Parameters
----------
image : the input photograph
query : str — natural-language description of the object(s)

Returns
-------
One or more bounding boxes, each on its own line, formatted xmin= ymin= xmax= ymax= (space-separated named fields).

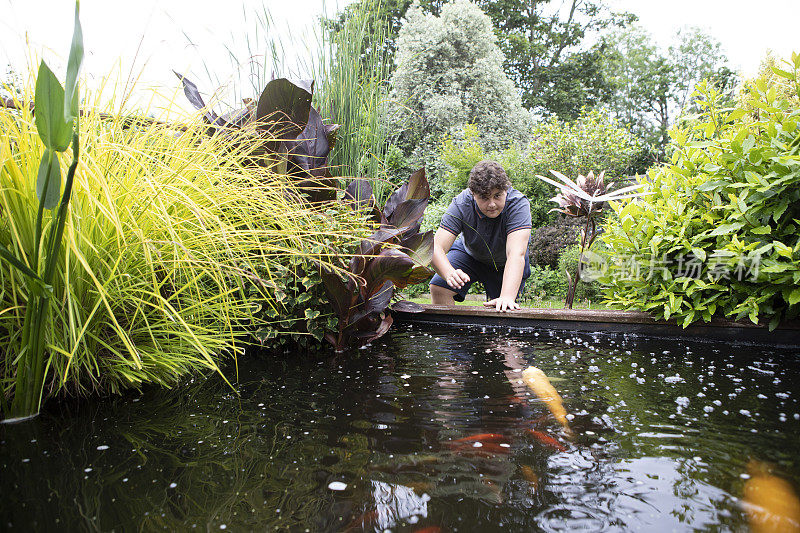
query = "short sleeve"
xmin=505 ymin=196 xmax=532 ymax=234
xmin=439 ymin=197 xmax=463 ymax=236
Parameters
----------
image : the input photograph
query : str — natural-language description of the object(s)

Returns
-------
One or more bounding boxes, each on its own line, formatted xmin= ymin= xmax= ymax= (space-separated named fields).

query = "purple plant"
xmin=321 ymin=169 xmax=434 ymax=352
xmin=537 ymin=170 xmax=649 ymax=308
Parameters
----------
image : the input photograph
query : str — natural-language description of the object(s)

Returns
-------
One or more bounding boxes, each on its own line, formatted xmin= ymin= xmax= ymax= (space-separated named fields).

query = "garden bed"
xmin=395 ymin=304 xmax=800 ymax=348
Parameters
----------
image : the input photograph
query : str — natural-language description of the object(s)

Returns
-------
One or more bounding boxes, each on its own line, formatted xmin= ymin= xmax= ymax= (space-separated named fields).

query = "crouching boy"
xmin=430 ymin=160 xmax=532 ymax=311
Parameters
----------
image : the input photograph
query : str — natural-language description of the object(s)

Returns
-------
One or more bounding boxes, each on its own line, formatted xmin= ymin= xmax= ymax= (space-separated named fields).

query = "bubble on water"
xmin=328 ymin=482 xmax=347 ymax=491
xmin=473 ymin=442 xmax=483 ymax=448
xmin=776 ymin=392 xmax=790 ymax=399
xmin=400 ymin=374 xmax=411 ymax=379
xmin=84 ymin=468 xmax=92 ymax=473
xmin=740 ymin=473 xmax=750 ymax=479
xmin=704 ymin=406 xmax=714 ymax=413
xmin=588 ymin=366 xmax=600 ymax=373
xmin=739 ymin=409 xmax=751 ymax=417
xmin=96 ymin=445 xmax=109 ymax=451
xmin=675 ymin=397 xmax=690 ymax=408
xmin=665 ymin=375 xmax=684 ymax=384
xmin=169 ymin=482 xmax=177 ymax=488
xmin=499 ymin=443 xmax=511 ymax=448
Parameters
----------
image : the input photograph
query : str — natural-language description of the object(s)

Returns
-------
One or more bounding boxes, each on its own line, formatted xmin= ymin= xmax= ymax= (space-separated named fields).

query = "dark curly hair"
xmin=468 ymin=160 xmax=511 ymax=196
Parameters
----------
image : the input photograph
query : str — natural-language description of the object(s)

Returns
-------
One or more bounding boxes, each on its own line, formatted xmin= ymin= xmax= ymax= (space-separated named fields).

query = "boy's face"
xmin=474 ymin=188 xmax=507 ymax=218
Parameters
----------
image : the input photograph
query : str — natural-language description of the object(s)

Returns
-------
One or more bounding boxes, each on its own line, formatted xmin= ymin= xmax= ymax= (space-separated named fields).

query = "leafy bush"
xmin=519 ymin=266 xmax=566 ymax=302
xmin=597 ymin=55 xmax=800 ymax=329
xmin=557 ymin=246 xmax=601 ymax=302
xmin=529 ymin=216 xmax=582 ymax=268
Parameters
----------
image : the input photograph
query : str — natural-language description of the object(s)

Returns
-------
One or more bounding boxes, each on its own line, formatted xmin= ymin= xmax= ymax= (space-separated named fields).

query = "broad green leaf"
xmin=36 ymin=150 xmax=62 ymax=209
xmin=64 ymin=0 xmax=84 ymax=123
xmin=773 ymin=241 xmax=793 ymax=258
xmin=751 ymin=225 xmax=772 ymax=235
xmin=786 ymin=287 xmax=800 ymax=305
xmin=771 ymin=65 xmax=796 ymax=80
xmin=708 ymin=222 xmax=744 ymax=236
xmin=34 ymin=61 xmax=72 ymax=151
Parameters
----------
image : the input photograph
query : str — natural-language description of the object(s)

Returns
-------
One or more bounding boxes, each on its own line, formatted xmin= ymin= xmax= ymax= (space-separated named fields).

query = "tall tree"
xmin=603 ymin=25 xmax=736 ymax=163
xmin=389 ymin=0 xmax=532 ymax=196
xmin=475 ymin=0 xmax=634 ymax=119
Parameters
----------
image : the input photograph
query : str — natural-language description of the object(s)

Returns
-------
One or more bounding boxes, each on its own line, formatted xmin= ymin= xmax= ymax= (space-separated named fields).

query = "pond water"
xmin=2 ymin=323 xmax=799 ymax=532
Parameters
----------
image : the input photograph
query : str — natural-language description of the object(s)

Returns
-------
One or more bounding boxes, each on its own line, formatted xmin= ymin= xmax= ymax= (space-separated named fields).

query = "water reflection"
xmin=1 ymin=323 xmax=799 ymax=531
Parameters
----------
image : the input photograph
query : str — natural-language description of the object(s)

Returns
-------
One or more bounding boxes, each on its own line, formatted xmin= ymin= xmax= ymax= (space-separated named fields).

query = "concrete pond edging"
xmin=394 ymin=304 xmax=800 ymax=348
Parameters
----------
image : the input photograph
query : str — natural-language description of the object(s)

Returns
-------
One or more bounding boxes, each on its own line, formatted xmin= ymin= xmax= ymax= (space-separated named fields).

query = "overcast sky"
xmin=1 ymin=0 xmax=797 ymax=115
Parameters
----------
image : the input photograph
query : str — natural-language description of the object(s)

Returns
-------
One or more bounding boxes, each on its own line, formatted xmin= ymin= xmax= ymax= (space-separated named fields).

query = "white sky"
xmin=1 ymin=0 xmax=798 ymax=116
xmin=607 ymin=0 xmax=798 ymax=77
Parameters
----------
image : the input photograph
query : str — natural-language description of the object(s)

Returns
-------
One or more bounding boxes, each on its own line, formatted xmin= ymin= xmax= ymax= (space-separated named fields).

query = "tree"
xmin=331 ymin=0 xmax=634 ymax=119
xmin=389 ymin=0 xmax=532 ymax=196
xmin=603 ymin=25 xmax=736 ymax=164
xmin=475 ymin=0 xmax=634 ymax=119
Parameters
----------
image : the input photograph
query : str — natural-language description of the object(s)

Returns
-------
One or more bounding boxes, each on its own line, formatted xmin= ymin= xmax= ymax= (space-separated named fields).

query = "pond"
xmin=2 ymin=323 xmax=799 ymax=531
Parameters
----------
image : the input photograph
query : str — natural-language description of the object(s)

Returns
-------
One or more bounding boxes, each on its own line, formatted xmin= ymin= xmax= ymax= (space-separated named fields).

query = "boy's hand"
xmin=484 ymin=296 xmax=520 ymax=312
xmin=445 ymin=269 xmax=470 ymax=290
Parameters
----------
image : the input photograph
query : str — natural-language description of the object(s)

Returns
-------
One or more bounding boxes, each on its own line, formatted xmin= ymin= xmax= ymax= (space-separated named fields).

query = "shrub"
xmin=529 ymin=216 xmax=582 ymax=268
xmin=520 ymin=266 xmax=566 ymax=302
xmin=597 ymin=56 xmax=800 ymax=329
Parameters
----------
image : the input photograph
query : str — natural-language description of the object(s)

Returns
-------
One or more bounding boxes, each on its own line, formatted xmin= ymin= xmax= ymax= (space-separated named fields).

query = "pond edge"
xmin=394 ymin=305 xmax=800 ymax=348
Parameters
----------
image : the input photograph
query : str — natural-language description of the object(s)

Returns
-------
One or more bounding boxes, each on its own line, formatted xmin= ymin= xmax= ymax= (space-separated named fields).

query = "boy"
xmin=430 ymin=160 xmax=531 ymax=312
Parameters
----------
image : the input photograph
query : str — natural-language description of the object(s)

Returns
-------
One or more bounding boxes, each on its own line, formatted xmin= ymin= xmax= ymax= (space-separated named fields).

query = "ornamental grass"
xmin=0 ymin=75 xmax=364 ymax=414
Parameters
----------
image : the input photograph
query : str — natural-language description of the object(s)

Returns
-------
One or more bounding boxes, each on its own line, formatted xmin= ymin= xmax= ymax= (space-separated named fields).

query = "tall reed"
xmin=313 ymin=0 xmax=392 ymax=198
xmin=0 ymin=73 xmax=364 ymax=417
xmin=214 ymin=1 xmax=392 ymax=198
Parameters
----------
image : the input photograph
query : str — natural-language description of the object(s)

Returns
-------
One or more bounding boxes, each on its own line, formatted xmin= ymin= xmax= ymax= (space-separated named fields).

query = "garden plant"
xmin=597 ymin=57 xmax=800 ymax=328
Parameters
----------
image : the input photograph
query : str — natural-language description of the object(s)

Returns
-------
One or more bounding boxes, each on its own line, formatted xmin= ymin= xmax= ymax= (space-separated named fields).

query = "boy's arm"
xmin=484 ymin=228 xmax=531 ymax=311
xmin=432 ymin=228 xmax=470 ymax=289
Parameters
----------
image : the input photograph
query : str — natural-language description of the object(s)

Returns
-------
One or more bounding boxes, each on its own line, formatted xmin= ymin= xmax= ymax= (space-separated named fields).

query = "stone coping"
xmin=394 ymin=304 xmax=800 ymax=348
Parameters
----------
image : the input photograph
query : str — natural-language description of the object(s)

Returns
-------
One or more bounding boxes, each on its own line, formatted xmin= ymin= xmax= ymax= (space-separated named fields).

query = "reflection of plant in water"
xmin=1 ymin=369 xmax=380 ymax=531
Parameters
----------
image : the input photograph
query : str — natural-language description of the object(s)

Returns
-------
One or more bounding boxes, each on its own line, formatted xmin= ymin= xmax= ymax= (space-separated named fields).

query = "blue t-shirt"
xmin=439 ymin=187 xmax=532 ymax=267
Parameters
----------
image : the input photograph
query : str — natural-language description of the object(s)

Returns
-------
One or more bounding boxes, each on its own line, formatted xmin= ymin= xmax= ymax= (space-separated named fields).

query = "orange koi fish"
xmin=520 ymin=465 xmax=540 ymax=491
xmin=525 ymin=428 xmax=566 ymax=452
xmin=412 ymin=528 xmax=442 ymax=533
xmin=449 ymin=433 xmax=508 ymax=444
xmin=522 ymin=366 xmax=570 ymax=430
xmin=743 ymin=460 xmax=800 ymax=533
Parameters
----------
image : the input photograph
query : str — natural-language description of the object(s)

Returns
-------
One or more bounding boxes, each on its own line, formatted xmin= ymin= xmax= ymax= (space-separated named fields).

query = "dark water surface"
xmin=2 ymin=323 xmax=799 ymax=532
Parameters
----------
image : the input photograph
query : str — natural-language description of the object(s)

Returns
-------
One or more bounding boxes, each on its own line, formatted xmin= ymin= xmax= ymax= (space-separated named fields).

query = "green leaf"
xmin=786 ymin=287 xmax=800 ymax=305
xmin=36 ymin=150 xmax=62 ymax=209
xmin=773 ymin=241 xmax=794 ymax=258
xmin=34 ymin=61 xmax=72 ymax=152
xmin=304 ymin=309 xmax=321 ymax=320
xmin=751 ymin=225 xmax=772 ymax=235
xmin=708 ymin=222 xmax=744 ymax=236
xmin=771 ymin=65 xmax=796 ymax=80
xmin=64 ymin=0 xmax=84 ymax=123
